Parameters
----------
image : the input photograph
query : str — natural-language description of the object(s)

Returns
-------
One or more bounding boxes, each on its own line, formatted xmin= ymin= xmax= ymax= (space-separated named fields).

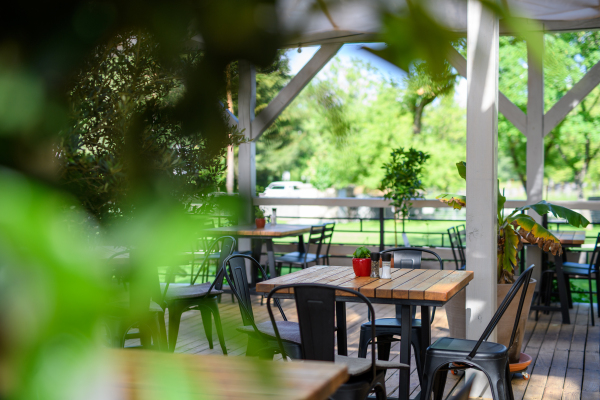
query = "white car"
xmin=262 ymin=181 xmax=304 ymax=197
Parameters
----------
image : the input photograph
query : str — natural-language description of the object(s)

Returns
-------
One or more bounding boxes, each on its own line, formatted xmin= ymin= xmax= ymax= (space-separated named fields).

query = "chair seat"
xmin=110 ymin=300 xmax=164 ymax=313
xmin=160 ymin=282 xmax=223 ymax=300
xmin=237 ymin=321 xmax=302 ymax=344
xmin=334 ymin=355 xmax=409 ymax=376
xmin=428 ymin=337 xmax=507 ymax=360
xmin=275 ymin=252 xmax=318 ymax=265
xmin=561 ymin=262 xmax=598 ymax=276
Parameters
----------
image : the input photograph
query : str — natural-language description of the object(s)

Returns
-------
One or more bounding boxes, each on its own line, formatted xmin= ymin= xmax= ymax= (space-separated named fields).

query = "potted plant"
xmin=381 ymin=148 xmax=430 ymax=246
xmin=255 ymin=206 xmax=266 ymax=229
xmin=437 ymin=161 xmax=589 ymax=363
xmin=352 ymin=246 xmax=372 ymax=277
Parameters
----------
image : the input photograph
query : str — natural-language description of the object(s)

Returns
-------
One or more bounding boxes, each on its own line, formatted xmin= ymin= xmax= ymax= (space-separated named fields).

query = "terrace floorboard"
xmin=161 ymin=293 xmax=598 ymax=400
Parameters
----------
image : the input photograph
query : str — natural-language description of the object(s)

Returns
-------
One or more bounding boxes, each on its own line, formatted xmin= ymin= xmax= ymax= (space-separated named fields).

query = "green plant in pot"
xmin=380 ymin=148 xmax=430 ymax=246
xmin=352 ymin=246 xmax=371 ymax=277
xmin=255 ymin=206 xmax=266 ymax=229
xmin=437 ymin=161 xmax=590 ymax=362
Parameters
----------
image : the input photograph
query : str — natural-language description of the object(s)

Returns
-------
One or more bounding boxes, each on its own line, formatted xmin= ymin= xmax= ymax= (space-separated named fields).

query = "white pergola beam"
xmin=544 ymin=59 xmax=600 ymax=136
xmin=251 ymin=43 xmax=342 ymax=139
xmin=448 ymin=47 xmax=526 ymax=134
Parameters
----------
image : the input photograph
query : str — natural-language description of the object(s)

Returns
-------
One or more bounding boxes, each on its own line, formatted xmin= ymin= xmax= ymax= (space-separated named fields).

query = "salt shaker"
xmin=271 ymin=208 xmax=277 ymax=225
xmin=370 ymin=252 xmax=380 ymax=278
xmin=381 ymin=253 xmax=392 ymax=279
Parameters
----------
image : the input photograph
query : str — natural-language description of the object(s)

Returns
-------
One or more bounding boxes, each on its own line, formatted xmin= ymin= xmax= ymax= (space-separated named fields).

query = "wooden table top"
xmin=256 ymin=266 xmax=473 ymax=303
xmin=109 ymin=349 xmax=348 ymax=400
xmin=521 ymin=230 xmax=586 ymax=245
xmin=207 ymin=224 xmax=312 ymax=237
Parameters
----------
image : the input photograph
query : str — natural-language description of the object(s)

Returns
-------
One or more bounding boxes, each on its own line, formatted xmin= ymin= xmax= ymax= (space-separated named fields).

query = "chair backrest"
xmin=381 ymin=247 xmax=444 ymax=270
xmin=447 ymin=227 xmax=465 ymax=270
xmin=588 ymin=231 xmax=600 ymax=272
xmin=304 ymin=225 xmax=325 ymax=261
xmin=223 ymin=254 xmax=287 ymax=329
xmin=321 ymin=222 xmax=336 ymax=256
xmin=266 ymin=283 xmax=379 ymax=381
xmin=467 ymin=265 xmax=535 ymax=360
xmin=381 ymin=247 xmax=444 ymax=320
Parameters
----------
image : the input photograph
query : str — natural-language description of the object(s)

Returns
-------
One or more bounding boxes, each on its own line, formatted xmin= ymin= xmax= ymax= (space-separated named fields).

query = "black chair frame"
xmin=222 ymin=254 xmax=297 ymax=358
xmin=161 ymin=236 xmax=235 ymax=353
xmin=421 ymin=265 xmax=535 ymax=400
xmin=267 ymin=283 xmax=396 ymax=400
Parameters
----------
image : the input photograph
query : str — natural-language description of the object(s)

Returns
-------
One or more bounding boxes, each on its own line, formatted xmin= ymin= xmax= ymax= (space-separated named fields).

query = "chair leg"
xmin=358 ymin=327 xmax=371 ymax=358
xmin=596 ymin=272 xmax=600 ymax=317
xmin=157 ymin=311 xmax=168 ymax=351
xmin=376 ymin=335 xmax=393 ymax=361
xmin=505 ymin=360 xmax=515 ymax=400
xmin=199 ymin=306 xmax=214 ymax=349
xmin=167 ymin=304 xmax=184 ymax=352
xmin=420 ymin=359 xmax=439 ymax=400
xmin=589 ymin=276 xmax=595 ymax=326
xmin=565 ymin=274 xmax=573 ymax=308
xmin=432 ymin=369 xmax=448 ymax=400
xmin=478 ymin=360 xmax=508 ymax=400
xmin=412 ymin=335 xmax=424 ymax=389
xmin=205 ymin=299 xmax=228 ymax=355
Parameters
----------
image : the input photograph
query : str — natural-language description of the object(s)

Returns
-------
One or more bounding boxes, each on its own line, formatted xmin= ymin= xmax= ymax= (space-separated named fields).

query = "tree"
xmin=59 ymin=32 xmax=244 ymax=224
xmin=400 ymin=61 xmax=458 ymax=134
xmin=381 ymin=148 xmax=430 ymax=246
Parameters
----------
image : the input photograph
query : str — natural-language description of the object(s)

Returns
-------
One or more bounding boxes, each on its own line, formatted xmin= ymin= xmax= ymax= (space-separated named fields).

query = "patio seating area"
xmin=162 ymin=292 xmax=599 ymax=400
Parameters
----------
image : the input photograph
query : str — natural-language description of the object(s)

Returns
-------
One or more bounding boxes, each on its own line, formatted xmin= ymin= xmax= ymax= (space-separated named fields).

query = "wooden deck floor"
xmin=169 ymin=294 xmax=599 ymax=400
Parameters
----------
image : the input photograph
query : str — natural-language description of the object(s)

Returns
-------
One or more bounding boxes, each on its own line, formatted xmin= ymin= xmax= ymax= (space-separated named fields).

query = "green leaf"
xmin=512 ymin=200 xmax=590 ymax=228
xmin=503 ymin=225 xmax=519 ymax=272
xmin=436 ymin=193 xmax=466 ymax=209
xmin=456 ymin=161 xmax=466 ymax=180
xmin=353 ymin=246 xmax=371 ymax=259
xmin=498 ymin=182 xmax=506 ymax=220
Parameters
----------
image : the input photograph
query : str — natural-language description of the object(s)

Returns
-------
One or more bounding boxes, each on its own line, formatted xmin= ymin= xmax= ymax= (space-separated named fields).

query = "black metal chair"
xmin=160 ymin=236 xmax=235 ymax=353
xmin=276 ymin=225 xmax=325 ymax=273
xmin=317 ymin=222 xmax=336 ymax=265
xmin=358 ymin=247 xmax=443 ymax=388
xmin=448 ymin=226 xmax=466 ymax=270
xmin=421 ymin=265 xmax=535 ymax=400
xmin=266 ymin=283 xmax=409 ymax=400
xmin=541 ymin=231 xmax=599 ymax=325
xmin=105 ymin=250 xmax=168 ymax=351
xmin=222 ymin=254 xmax=303 ymax=359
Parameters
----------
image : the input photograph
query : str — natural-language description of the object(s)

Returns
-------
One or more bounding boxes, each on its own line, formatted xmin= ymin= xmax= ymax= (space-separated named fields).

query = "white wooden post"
xmin=526 ymin=32 xmax=544 ymax=284
xmin=238 ymin=60 xmax=257 ymax=223
xmin=466 ymin=0 xmax=499 ymax=339
xmin=466 ymin=1 xmax=499 ymax=395
xmin=238 ymin=60 xmax=256 ymax=277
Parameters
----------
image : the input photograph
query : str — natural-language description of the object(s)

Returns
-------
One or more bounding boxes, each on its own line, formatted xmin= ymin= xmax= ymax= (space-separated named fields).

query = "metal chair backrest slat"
xmin=447 ymin=226 xmax=465 ymax=270
xmin=321 ymin=222 xmax=335 ymax=260
xmin=303 ymin=225 xmax=325 ymax=263
xmin=223 ymin=254 xmax=287 ymax=330
xmin=467 ymin=265 xmax=535 ymax=360
xmin=381 ymin=247 xmax=443 ymax=321
xmin=267 ymin=283 xmax=379 ymax=381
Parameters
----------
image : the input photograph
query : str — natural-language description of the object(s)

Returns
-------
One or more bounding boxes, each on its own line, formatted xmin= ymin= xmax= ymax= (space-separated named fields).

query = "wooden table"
xmin=109 ymin=349 xmax=348 ymax=400
xmin=207 ymin=224 xmax=312 ymax=280
xmin=256 ymin=266 xmax=474 ymax=400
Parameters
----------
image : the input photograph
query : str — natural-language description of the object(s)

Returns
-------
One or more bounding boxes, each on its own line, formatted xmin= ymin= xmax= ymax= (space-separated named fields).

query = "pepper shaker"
xmin=271 ymin=208 xmax=277 ymax=225
xmin=370 ymin=252 xmax=380 ymax=278
xmin=381 ymin=253 xmax=392 ymax=279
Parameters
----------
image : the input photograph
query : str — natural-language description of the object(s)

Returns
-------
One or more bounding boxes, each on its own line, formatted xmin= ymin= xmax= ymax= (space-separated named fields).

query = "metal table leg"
xmin=399 ymin=304 xmax=413 ymax=400
xmin=336 ymin=301 xmax=348 ymax=356
xmin=265 ymin=238 xmax=277 ymax=278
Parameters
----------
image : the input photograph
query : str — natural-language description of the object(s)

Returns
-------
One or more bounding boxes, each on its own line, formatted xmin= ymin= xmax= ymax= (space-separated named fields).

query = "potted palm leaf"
xmin=437 ymin=161 xmax=589 ymax=362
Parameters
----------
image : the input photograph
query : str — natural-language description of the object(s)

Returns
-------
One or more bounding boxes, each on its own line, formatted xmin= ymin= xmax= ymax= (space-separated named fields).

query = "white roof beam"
xmin=448 ymin=46 xmax=526 ymax=134
xmin=251 ymin=43 xmax=342 ymax=139
xmin=544 ymin=59 xmax=600 ymax=136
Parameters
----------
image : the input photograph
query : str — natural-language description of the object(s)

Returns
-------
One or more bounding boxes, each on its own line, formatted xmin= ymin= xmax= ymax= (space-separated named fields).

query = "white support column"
xmin=238 ymin=60 xmax=257 ymax=223
xmin=466 ymin=0 xmax=499 ymax=340
xmin=526 ymin=32 xmax=544 ymax=284
xmin=466 ymin=2 xmax=499 ymax=395
xmin=237 ymin=60 xmax=256 ymax=279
